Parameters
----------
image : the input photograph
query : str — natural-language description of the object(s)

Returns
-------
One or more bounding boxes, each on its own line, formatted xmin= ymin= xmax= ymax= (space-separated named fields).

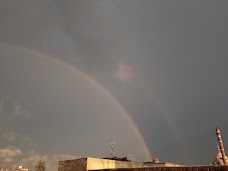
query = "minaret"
xmin=216 ymin=127 xmax=228 ymax=165
xmin=217 ymin=145 xmax=221 ymax=153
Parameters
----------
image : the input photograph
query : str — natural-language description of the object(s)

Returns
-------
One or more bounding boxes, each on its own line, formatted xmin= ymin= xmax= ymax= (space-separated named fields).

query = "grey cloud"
xmin=0 ymin=96 xmax=4 ymax=113
xmin=2 ymin=131 xmax=34 ymax=147
xmin=1 ymin=0 xmax=228 ymax=166
xmin=0 ymin=146 xmax=80 ymax=171
xmin=13 ymin=103 xmax=32 ymax=119
xmin=0 ymin=146 xmax=23 ymax=163
xmin=17 ymin=153 xmax=81 ymax=171
xmin=0 ymin=96 xmax=32 ymax=119
xmin=114 ymin=62 xmax=136 ymax=84
xmin=0 ymin=51 xmax=149 ymax=163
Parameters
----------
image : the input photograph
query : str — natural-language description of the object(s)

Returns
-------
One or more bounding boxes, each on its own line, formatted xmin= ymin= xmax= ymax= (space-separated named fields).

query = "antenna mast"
xmin=110 ymin=141 xmax=116 ymax=158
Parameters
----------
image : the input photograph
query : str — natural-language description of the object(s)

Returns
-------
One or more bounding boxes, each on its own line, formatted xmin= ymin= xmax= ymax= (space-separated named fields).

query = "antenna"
xmin=110 ymin=141 xmax=116 ymax=157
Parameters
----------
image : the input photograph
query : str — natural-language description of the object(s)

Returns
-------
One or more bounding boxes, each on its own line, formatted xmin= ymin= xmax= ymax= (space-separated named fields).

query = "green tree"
xmin=35 ymin=160 xmax=46 ymax=171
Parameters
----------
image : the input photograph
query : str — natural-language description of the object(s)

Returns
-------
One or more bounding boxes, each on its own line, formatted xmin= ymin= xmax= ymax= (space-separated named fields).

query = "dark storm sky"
xmin=0 ymin=0 xmax=228 ymax=170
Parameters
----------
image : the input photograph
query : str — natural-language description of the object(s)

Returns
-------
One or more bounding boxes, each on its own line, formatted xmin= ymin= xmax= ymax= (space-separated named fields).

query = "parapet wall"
xmin=58 ymin=158 xmax=145 ymax=171
xmin=58 ymin=158 xmax=87 ymax=171
xmin=87 ymin=158 xmax=144 ymax=170
xmin=93 ymin=166 xmax=228 ymax=171
xmin=59 ymin=157 xmax=227 ymax=171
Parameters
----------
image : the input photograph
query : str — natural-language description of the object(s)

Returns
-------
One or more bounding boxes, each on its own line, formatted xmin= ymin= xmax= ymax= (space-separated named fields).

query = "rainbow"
xmin=0 ymin=42 xmax=153 ymax=161
xmin=136 ymin=82 xmax=189 ymax=162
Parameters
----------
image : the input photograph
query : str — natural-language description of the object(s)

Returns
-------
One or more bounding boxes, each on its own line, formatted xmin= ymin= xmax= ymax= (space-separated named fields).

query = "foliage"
xmin=35 ymin=160 xmax=46 ymax=171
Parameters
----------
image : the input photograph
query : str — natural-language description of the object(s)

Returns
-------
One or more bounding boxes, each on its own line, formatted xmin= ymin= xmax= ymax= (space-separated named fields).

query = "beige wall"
xmin=0 ymin=169 xmax=28 ymax=171
xmin=58 ymin=158 xmax=87 ymax=171
xmin=143 ymin=162 xmax=184 ymax=167
xmin=7 ymin=169 xmax=28 ymax=171
xmin=58 ymin=157 xmax=185 ymax=171
xmin=58 ymin=157 xmax=145 ymax=171
xmin=87 ymin=158 xmax=144 ymax=170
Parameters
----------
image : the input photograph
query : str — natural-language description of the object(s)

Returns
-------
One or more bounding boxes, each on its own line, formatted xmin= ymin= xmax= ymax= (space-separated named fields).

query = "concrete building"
xmin=143 ymin=162 xmax=184 ymax=167
xmin=58 ymin=157 xmax=184 ymax=171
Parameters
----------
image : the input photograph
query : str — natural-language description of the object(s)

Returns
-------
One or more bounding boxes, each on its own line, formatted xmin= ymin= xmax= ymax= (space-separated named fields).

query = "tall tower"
xmin=216 ymin=127 xmax=228 ymax=165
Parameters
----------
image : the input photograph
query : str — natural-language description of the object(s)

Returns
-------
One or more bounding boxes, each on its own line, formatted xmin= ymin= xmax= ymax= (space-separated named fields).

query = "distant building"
xmin=0 ymin=166 xmax=28 ymax=171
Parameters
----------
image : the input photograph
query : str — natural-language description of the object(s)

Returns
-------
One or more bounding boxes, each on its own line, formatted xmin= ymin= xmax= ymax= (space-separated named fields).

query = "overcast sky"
xmin=1 ymin=0 xmax=228 ymax=170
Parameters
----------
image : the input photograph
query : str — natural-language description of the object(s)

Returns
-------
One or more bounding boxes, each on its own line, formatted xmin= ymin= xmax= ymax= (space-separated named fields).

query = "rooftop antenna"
xmin=110 ymin=141 xmax=116 ymax=158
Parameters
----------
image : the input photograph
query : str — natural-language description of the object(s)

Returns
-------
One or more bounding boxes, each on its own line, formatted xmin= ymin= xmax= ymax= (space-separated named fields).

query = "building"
xmin=58 ymin=157 xmax=184 ymax=171
xmin=0 ymin=166 xmax=28 ymax=171
xmin=143 ymin=162 xmax=184 ymax=167
xmin=58 ymin=127 xmax=228 ymax=171
xmin=0 ymin=169 xmax=28 ymax=171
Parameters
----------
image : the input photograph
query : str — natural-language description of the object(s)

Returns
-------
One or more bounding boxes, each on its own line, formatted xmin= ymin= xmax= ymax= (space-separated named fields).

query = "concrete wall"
xmin=58 ymin=158 xmax=146 ymax=171
xmin=143 ymin=162 xmax=184 ymax=167
xmin=58 ymin=158 xmax=87 ymax=171
xmin=0 ymin=169 xmax=28 ymax=171
xmin=58 ymin=157 xmax=184 ymax=171
xmin=87 ymin=158 xmax=144 ymax=170
xmin=93 ymin=166 xmax=228 ymax=171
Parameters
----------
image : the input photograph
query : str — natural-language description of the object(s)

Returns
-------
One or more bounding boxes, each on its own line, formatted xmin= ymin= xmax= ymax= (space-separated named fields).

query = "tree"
xmin=35 ymin=160 xmax=46 ymax=171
